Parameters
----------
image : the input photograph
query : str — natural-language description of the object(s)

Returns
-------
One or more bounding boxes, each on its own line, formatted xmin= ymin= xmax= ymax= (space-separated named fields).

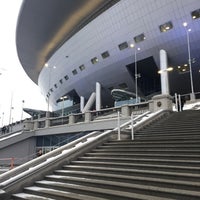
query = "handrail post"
xmin=117 ymin=111 xmax=121 ymax=140
xmin=175 ymin=93 xmax=178 ymax=111
xmin=178 ymin=94 xmax=182 ymax=112
xmin=10 ymin=157 xmax=14 ymax=170
xmin=131 ymin=112 xmax=134 ymax=140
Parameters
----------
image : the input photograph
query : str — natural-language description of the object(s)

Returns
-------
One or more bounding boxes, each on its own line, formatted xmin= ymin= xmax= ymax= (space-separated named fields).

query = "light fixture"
xmin=159 ymin=21 xmax=173 ymax=32
xmin=183 ymin=22 xmax=187 ymax=27
xmin=158 ymin=67 xmax=173 ymax=74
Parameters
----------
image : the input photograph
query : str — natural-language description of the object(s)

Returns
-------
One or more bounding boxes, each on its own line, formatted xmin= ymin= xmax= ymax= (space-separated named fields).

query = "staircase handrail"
xmin=0 ymin=109 xmax=167 ymax=185
xmin=0 ymin=130 xmax=100 ymax=184
xmin=0 ymin=109 xmax=169 ymax=198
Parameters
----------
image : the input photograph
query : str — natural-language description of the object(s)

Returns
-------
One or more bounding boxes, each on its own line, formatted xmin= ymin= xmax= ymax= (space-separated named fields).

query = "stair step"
xmin=135 ymin=132 xmax=200 ymax=137
xmin=12 ymin=193 xmax=56 ymax=200
xmin=104 ymin=140 xmax=200 ymax=145
xmin=100 ymin=144 xmax=200 ymax=148
xmin=84 ymin=152 xmax=200 ymax=160
xmin=21 ymin=186 xmax=111 ymax=200
xmin=62 ymin=165 xmax=200 ymax=182
xmin=10 ymin=110 xmax=200 ymax=199
xmin=70 ymin=160 xmax=200 ymax=173
xmin=92 ymin=149 xmax=200 ymax=155
xmin=78 ymin=156 xmax=200 ymax=166
xmin=35 ymin=179 xmax=200 ymax=200
xmin=47 ymin=174 xmax=200 ymax=193
xmin=33 ymin=180 xmax=173 ymax=200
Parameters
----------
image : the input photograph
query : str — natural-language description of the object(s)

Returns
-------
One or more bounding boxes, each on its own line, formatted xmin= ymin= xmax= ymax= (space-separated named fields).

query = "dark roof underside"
xmin=16 ymin=0 xmax=120 ymax=84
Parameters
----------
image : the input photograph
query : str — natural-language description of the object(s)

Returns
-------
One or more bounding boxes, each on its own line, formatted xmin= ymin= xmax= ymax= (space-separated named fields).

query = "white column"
xmin=80 ymin=96 xmax=85 ymax=112
xmin=96 ymin=82 xmax=101 ymax=111
xmin=82 ymin=92 xmax=96 ymax=113
xmin=160 ymin=49 xmax=169 ymax=95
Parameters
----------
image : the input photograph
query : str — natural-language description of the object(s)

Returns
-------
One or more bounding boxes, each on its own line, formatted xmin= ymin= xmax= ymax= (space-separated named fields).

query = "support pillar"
xmin=80 ymin=96 xmax=85 ymax=112
xmin=152 ymin=94 xmax=173 ymax=112
xmin=82 ymin=92 xmax=96 ymax=113
xmin=96 ymin=82 xmax=101 ymax=111
xmin=121 ymin=105 xmax=130 ymax=117
xmin=85 ymin=112 xmax=92 ymax=123
xmin=160 ymin=49 xmax=169 ymax=95
xmin=69 ymin=114 xmax=75 ymax=124
xmin=45 ymin=111 xmax=50 ymax=128
xmin=151 ymin=49 xmax=173 ymax=112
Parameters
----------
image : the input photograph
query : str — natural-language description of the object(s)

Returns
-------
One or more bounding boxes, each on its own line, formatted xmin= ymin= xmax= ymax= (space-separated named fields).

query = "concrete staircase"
xmin=12 ymin=110 xmax=200 ymax=199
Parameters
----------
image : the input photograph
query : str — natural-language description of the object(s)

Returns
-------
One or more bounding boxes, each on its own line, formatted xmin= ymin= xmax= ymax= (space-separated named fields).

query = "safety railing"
xmin=0 ymin=158 xmax=15 ymax=171
xmin=0 ymin=109 xmax=168 ymax=199
xmin=0 ymin=130 xmax=101 ymax=183
xmin=36 ymin=102 xmax=149 ymax=129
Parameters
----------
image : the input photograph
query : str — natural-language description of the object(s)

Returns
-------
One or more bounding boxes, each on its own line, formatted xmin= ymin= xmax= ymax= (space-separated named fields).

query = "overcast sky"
xmin=0 ymin=1 xmax=47 ymax=126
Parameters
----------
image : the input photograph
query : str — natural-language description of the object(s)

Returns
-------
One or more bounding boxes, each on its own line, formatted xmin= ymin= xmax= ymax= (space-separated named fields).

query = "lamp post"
xmin=21 ymin=100 xmax=25 ymax=121
xmin=183 ymin=22 xmax=195 ymax=100
xmin=130 ymin=44 xmax=140 ymax=103
xmin=9 ymin=92 xmax=14 ymax=125
xmin=2 ymin=112 xmax=4 ymax=126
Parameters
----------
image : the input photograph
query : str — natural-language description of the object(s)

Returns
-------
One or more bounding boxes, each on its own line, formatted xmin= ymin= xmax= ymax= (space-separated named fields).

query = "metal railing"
xmin=0 ymin=109 xmax=168 ymax=199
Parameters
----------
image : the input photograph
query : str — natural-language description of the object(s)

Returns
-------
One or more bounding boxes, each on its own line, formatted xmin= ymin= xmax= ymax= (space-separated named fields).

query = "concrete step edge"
xmin=78 ymin=156 xmax=200 ymax=164
xmin=62 ymin=165 xmax=200 ymax=179
xmin=71 ymin=160 xmax=200 ymax=171
xmin=36 ymin=179 xmax=200 ymax=199
xmin=53 ymin=170 xmax=200 ymax=187
xmin=23 ymin=186 xmax=110 ymax=200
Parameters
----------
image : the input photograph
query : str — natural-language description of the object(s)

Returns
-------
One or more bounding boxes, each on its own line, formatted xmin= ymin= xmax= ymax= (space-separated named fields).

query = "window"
xmin=118 ymin=42 xmax=128 ymax=50
xmin=134 ymin=33 xmax=146 ymax=43
xmin=101 ymin=51 xmax=110 ymax=59
xmin=59 ymin=79 xmax=63 ymax=84
xmin=72 ymin=69 xmax=78 ymax=75
xmin=79 ymin=64 xmax=85 ymax=71
xmin=159 ymin=21 xmax=173 ymax=32
xmin=91 ymin=57 xmax=98 ymax=64
xmin=64 ymin=75 xmax=69 ymax=80
xmin=191 ymin=8 xmax=200 ymax=20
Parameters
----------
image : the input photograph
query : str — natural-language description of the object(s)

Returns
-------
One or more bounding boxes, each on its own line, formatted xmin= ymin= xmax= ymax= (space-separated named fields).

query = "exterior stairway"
xmin=12 ymin=110 xmax=200 ymax=200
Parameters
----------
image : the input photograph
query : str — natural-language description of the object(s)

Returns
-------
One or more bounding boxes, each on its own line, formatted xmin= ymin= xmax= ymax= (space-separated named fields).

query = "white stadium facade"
xmin=16 ymin=0 xmax=200 ymax=114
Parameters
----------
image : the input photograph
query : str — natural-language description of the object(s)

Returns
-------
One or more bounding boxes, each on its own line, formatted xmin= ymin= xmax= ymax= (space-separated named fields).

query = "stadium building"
xmin=0 ymin=1 xmax=200 ymax=199
xmin=16 ymin=0 xmax=200 ymax=114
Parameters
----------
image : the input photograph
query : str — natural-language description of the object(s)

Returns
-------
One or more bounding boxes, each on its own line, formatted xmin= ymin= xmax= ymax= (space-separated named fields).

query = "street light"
xmin=158 ymin=67 xmax=173 ymax=74
xmin=130 ymin=44 xmax=141 ymax=103
xmin=1 ymin=112 xmax=4 ymax=126
xmin=183 ymin=22 xmax=195 ymax=100
xmin=9 ymin=92 xmax=14 ymax=125
xmin=21 ymin=100 xmax=25 ymax=121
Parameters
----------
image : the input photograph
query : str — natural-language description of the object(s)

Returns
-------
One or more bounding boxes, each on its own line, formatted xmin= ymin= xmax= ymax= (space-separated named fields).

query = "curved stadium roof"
xmin=16 ymin=0 xmax=119 ymax=84
xmin=16 ymin=0 xmax=200 ymax=108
